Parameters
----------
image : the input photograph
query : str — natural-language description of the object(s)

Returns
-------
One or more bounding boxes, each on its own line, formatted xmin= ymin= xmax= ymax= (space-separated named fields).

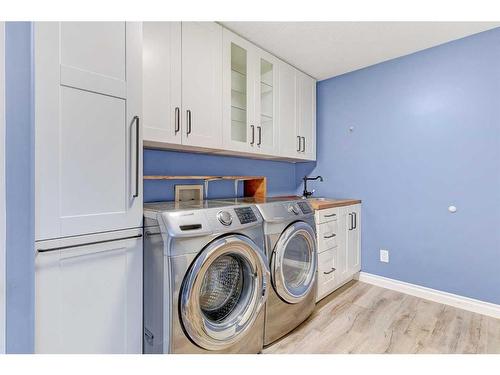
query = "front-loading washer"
xmin=143 ymin=200 xmax=269 ymax=354
xmin=215 ymin=197 xmax=318 ymax=346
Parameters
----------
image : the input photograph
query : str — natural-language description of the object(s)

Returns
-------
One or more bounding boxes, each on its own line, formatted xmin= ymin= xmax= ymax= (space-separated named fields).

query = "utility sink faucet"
xmin=302 ymin=175 xmax=323 ymax=198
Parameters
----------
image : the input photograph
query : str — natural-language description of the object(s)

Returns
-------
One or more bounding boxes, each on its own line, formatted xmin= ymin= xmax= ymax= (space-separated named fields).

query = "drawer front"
xmin=317 ymin=249 xmax=337 ymax=301
xmin=315 ymin=207 xmax=338 ymax=224
xmin=317 ymin=220 xmax=338 ymax=252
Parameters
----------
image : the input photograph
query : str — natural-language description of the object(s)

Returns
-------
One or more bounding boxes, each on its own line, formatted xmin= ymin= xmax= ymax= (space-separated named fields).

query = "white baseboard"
xmin=358 ymin=272 xmax=500 ymax=320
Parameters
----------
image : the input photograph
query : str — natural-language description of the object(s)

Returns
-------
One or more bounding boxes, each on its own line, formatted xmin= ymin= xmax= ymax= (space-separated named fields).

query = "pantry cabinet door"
xmin=35 ymin=22 xmax=143 ymax=241
xmin=278 ymin=62 xmax=300 ymax=158
xmin=181 ymin=22 xmax=223 ymax=149
xmin=142 ymin=22 xmax=182 ymax=146
xmin=35 ymin=234 xmax=143 ymax=353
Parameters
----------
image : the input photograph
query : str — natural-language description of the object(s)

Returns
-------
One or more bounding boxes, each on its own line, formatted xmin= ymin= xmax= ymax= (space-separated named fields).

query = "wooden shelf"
xmin=143 ymin=175 xmax=267 ymax=198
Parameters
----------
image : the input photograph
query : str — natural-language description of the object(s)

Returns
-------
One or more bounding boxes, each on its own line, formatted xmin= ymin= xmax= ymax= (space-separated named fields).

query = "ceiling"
xmin=220 ymin=22 xmax=500 ymax=80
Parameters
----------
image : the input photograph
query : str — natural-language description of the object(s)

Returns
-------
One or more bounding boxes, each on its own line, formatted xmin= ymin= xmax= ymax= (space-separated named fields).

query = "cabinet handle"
xmin=257 ymin=126 xmax=262 ymax=146
xmin=297 ymin=136 xmax=301 ymax=152
xmin=250 ymin=125 xmax=255 ymax=145
xmin=37 ymin=234 xmax=143 ymax=253
xmin=302 ymin=136 xmax=306 ymax=152
xmin=348 ymin=213 xmax=353 ymax=230
xmin=186 ymin=110 xmax=192 ymax=135
xmin=133 ymin=115 xmax=140 ymax=198
xmin=324 ymin=233 xmax=336 ymax=239
xmin=324 ymin=213 xmax=336 ymax=218
xmin=353 ymin=212 xmax=357 ymax=229
xmin=323 ymin=267 xmax=336 ymax=275
xmin=174 ymin=107 xmax=180 ymax=134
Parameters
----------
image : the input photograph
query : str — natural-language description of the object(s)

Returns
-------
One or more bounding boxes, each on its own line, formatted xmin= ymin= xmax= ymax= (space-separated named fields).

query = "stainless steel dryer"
xmin=143 ymin=200 xmax=269 ymax=354
xmin=216 ymin=198 xmax=317 ymax=346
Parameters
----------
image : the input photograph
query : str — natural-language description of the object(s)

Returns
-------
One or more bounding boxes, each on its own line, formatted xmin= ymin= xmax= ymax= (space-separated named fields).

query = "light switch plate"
xmin=380 ymin=249 xmax=389 ymax=263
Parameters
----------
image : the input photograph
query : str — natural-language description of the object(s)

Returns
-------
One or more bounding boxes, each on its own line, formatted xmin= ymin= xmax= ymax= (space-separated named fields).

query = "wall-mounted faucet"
xmin=302 ymin=175 xmax=323 ymax=198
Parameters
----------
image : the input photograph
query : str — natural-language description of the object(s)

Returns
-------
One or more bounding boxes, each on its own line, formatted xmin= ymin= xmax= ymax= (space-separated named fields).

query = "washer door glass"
xmin=180 ymin=235 xmax=269 ymax=351
xmin=272 ymin=221 xmax=317 ymax=304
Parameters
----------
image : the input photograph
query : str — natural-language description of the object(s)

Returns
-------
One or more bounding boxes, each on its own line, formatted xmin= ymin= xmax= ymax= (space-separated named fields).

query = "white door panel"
xmin=35 ymin=22 xmax=142 ymax=240
xmin=181 ymin=22 xmax=223 ymax=148
xmin=297 ymin=72 xmax=316 ymax=160
xmin=35 ymin=232 xmax=143 ymax=353
xmin=143 ymin=22 xmax=182 ymax=145
xmin=278 ymin=62 xmax=299 ymax=158
xmin=60 ymin=22 xmax=126 ymax=81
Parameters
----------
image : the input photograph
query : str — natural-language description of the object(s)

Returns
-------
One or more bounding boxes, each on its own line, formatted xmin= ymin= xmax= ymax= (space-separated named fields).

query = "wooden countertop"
xmin=272 ymin=196 xmax=361 ymax=210
xmin=307 ymin=198 xmax=362 ymax=210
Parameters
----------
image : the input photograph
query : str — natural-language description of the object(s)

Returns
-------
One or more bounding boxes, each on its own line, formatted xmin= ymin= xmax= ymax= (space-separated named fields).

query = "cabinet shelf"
xmin=143 ymin=175 xmax=267 ymax=198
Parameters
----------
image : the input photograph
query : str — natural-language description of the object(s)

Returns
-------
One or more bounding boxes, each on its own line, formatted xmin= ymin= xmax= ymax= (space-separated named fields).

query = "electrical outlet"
xmin=380 ymin=249 xmax=389 ymax=263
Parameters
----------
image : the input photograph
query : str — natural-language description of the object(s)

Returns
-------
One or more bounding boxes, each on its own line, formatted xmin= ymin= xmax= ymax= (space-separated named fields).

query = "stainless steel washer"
xmin=215 ymin=198 xmax=317 ymax=346
xmin=143 ymin=200 xmax=269 ymax=354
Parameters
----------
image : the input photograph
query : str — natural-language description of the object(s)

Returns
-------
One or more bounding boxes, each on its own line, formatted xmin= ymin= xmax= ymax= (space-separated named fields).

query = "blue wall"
xmin=144 ymin=149 xmax=298 ymax=202
xmin=300 ymin=28 xmax=500 ymax=304
xmin=5 ymin=22 xmax=35 ymax=353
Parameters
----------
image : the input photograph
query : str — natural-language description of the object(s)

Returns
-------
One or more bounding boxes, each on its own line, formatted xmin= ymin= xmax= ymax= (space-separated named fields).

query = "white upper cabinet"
xmin=181 ymin=22 xmax=223 ymax=149
xmin=222 ymin=29 xmax=279 ymax=156
xmin=35 ymin=22 xmax=143 ymax=240
xmin=278 ymin=62 xmax=299 ymax=158
xmin=278 ymin=67 xmax=316 ymax=161
xmin=142 ymin=22 xmax=315 ymax=161
xmin=143 ymin=22 xmax=222 ymax=150
xmin=297 ymin=71 xmax=317 ymax=160
xmin=142 ymin=22 xmax=182 ymax=146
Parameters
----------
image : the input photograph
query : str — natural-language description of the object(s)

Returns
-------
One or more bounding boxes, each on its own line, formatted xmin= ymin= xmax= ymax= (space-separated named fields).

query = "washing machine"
xmin=215 ymin=197 xmax=317 ymax=346
xmin=143 ymin=200 xmax=270 ymax=354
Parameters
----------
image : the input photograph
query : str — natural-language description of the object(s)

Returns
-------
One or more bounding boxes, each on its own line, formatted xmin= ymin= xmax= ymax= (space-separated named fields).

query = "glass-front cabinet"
xmin=223 ymin=29 xmax=278 ymax=155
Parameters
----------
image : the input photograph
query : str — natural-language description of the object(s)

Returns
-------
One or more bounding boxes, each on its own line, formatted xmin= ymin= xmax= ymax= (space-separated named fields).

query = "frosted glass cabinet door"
xmin=222 ymin=28 xmax=255 ymax=152
xmin=142 ymin=22 xmax=182 ymax=146
xmin=254 ymin=50 xmax=279 ymax=155
xmin=35 ymin=233 xmax=143 ymax=353
xmin=181 ymin=22 xmax=223 ymax=149
xmin=35 ymin=22 xmax=143 ymax=240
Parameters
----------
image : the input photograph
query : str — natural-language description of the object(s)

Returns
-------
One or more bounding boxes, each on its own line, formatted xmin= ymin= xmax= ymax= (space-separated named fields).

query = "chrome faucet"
xmin=302 ymin=175 xmax=323 ymax=198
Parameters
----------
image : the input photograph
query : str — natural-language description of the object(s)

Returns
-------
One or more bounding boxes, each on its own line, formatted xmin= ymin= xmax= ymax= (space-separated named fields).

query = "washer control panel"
xmin=234 ymin=206 xmax=258 ymax=224
xmin=217 ymin=210 xmax=233 ymax=226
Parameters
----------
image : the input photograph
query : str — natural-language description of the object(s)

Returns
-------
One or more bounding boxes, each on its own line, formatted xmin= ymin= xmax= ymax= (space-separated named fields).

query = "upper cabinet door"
xmin=142 ymin=22 xmax=181 ymax=146
xmin=278 ymin=62 xmax=299 ymax=158
xmin=254 ymin=49 xmax=279 ymax=155
xmin=35 ymin=22 xmax=143 ymax=241
xmin=222 ymin=29 xmax=255 ymax=153
xmin=181 ymin=22 xmax=223 ymax=149
xmin=297 ymin=71 xmax=317 ymax=161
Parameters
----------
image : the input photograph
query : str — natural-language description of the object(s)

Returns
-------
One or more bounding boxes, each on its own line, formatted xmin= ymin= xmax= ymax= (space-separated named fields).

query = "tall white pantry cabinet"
xmin=34 ymin=22 xmax=143 ymax=353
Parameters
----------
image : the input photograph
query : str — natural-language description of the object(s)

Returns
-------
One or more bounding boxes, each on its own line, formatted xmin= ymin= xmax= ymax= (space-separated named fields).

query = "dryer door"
xmin=180 ymin=234 xmax=269 ymax=351
xmin=272 ymin=221 xmax=317 ymax=304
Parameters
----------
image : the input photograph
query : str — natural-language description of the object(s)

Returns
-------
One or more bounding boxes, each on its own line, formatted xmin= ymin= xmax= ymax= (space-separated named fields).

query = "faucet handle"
xmin=311 ymin=189 xmax=315 ymax=195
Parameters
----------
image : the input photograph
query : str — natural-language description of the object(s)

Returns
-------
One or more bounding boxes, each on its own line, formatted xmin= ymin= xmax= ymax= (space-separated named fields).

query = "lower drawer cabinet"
xmin=317 ymin=220 xmax=338 ymax=251
xmin=317 ymin=248 xmax=337 ymax=302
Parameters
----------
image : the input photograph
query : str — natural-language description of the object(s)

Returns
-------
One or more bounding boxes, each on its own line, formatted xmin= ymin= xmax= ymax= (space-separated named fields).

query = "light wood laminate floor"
xmin=262 ymin=281 xmax=500 ymax=354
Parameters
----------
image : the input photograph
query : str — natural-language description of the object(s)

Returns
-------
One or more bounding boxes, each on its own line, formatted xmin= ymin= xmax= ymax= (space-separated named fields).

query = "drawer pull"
xmin=323 ymin=267 xmax=336 ymax=275
xmin=324 ymin=213 xmax=336 ymax=218
xmin=324 ymin=233 xmax=336 ymax=239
